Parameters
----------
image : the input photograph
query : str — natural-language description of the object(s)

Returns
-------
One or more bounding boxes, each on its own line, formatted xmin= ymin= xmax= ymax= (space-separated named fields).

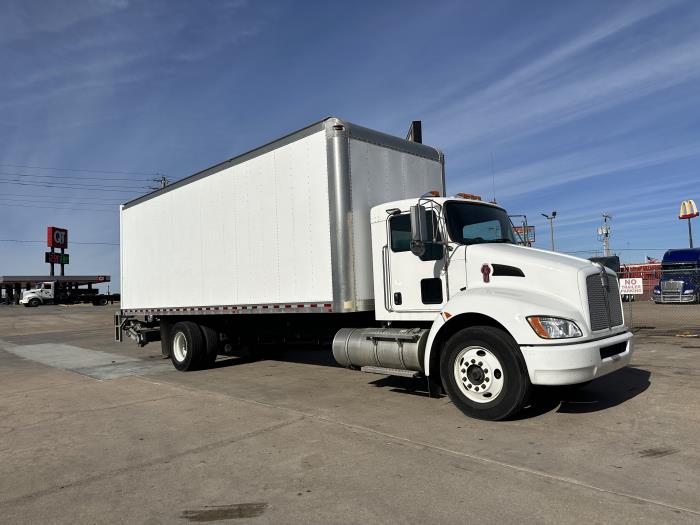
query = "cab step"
xmin=360 ymin=366 xmax=420 ymax=378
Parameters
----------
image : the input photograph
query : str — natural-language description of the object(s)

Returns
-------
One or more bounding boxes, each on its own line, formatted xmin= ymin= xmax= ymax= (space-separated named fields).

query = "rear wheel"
xmin=170 ymin=321 xmax=206 ymax=371
xmin=440 ymin=326 xmax=531 ymax=421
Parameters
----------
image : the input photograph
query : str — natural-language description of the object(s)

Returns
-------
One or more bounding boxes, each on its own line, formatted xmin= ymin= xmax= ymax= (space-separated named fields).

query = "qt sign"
xmin=47 ymin=226 xmax=68 ymax=249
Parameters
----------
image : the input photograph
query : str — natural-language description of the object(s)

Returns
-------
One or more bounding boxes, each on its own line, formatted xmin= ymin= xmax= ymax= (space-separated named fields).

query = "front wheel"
xmin=440 ymin=326 xmax=531 ymax=421
xmin=28 ymin=298 xmax=41 ymax=307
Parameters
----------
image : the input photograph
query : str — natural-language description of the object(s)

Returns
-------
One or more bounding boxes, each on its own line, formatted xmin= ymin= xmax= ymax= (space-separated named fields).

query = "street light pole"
xmin=541 ymin=211 xmax=557 ymax=251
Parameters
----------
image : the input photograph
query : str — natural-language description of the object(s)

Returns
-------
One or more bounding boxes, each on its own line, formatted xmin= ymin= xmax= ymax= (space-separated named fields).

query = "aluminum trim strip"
xmin=120 ymin=302 xmax=334 ymax=316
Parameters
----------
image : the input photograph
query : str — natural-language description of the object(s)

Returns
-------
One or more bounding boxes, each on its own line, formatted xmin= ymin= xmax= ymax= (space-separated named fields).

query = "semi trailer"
xmin=116 ymin=117 xmax=633 ymax=420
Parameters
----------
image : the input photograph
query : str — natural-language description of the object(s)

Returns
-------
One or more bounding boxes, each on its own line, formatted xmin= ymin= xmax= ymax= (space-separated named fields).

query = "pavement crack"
xmin=0 ymin=417 xmax=301 ymax=508
xmin=144 ymin=377 xmax=700 ymax=518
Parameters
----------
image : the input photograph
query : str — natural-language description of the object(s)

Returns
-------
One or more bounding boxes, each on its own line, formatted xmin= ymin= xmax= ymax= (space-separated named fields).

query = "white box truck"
xmin=117 ymin=117 xmax=633 ymax=420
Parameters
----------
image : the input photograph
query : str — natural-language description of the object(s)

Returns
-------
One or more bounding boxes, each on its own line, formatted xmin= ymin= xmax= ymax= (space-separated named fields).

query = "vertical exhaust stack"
xmin=406 ymin=121 xmax=422 ymax=144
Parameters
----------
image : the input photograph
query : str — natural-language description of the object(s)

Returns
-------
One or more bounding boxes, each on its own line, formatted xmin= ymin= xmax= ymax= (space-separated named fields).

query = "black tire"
xmin=199 ymin=324 xmax=219 ymax=368
xmin=97 ymin=297 xmax=108 ymax=306
xmin=440 ymin=326 xmax=531 ymax=421
xmin=28 ymin=298 xmax=40 ymax=307
xmin=169 ymin=321 xmax=206 ymax=371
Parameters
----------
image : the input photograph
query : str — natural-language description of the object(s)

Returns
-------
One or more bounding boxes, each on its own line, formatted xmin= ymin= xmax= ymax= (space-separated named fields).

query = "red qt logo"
xmin=481 ymin=264 xmax=491 ymax=283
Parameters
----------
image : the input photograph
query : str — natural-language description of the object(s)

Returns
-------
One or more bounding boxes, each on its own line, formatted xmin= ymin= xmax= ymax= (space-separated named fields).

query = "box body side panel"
xmin=348 ymin=139 xmax=444 ymax=303
xmin=120 ymin=131 xmax=332 ymax=310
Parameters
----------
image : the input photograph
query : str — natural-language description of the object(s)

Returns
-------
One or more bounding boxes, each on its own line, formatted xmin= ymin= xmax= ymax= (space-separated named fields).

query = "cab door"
xmin=42 ymin=282 xmax=53 ymax=300
xmin=386 ymin=212 xmax=446 ymax=312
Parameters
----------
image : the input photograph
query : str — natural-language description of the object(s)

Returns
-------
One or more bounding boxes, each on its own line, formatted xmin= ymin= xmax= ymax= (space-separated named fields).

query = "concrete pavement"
xmin=0 ymin=305 xmax=698 ymax=523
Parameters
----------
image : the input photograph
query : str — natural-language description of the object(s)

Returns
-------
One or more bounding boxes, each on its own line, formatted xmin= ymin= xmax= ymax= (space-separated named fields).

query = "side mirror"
xmin=409 ymin=205 xmax=428 ymax=257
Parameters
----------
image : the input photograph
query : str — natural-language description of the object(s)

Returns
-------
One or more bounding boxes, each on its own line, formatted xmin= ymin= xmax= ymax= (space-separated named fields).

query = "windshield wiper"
xmin=481 ymin=238 xmax=512 ymax=243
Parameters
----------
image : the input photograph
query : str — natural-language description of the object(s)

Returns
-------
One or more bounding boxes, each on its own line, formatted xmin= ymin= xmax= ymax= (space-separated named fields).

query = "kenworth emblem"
xmin=481 ymin=264 xmax=491 ymax=283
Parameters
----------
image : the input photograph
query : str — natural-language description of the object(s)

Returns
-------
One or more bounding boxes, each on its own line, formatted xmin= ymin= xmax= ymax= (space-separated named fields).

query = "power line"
xmin=0 ymin=198 xmax=120 ymax=208
xmin=0 ymin=170 xmax=152 ymax=183
xmin=0 ymin=193 xmax=123 ymax=204
xmin=0 ymin=179 xmax=149 ymax=192
xmin=0 ymin=202 xmax=116 ymax=213
xmin=0 ymin=238 xmax=119 ymax=245
xmin=0 ymin=177 xmax=148 ymax=190
xmin=0 ymin=163 xmax=159 ymax=176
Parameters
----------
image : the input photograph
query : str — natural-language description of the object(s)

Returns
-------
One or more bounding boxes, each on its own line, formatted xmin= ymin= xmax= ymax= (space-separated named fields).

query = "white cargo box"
xmin=120 ymin=117 xmax=444 ymax=315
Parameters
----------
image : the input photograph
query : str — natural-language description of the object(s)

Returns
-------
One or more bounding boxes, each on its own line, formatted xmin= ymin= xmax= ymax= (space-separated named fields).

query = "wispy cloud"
xmin=432 ymin=2 xmax=700 ymax=148
xmin=460 ymin=140 xmax=700 ymax=200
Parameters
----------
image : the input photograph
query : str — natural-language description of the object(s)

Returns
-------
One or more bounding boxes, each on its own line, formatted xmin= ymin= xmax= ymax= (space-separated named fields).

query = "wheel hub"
xmin=454 ymin=346 xmax=505 ymax=403
xmin=173 ymin=331 xmax=188 ymax=363
xmin=466 ymin=364 xmax=485 ymax=385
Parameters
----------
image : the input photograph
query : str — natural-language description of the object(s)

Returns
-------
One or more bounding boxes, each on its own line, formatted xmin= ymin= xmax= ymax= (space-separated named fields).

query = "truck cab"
xmin=334 ymin=193 xmax=633 ymax=419
xmin=652 ymin=248 xmax=700 ymax=303
xmin=20 ymin=282 xmax=55 ymax=306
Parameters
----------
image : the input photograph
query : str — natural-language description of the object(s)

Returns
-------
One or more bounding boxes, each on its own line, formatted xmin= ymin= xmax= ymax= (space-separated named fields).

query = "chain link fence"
xmin=618 ymin=267 xmax=700 ymax=335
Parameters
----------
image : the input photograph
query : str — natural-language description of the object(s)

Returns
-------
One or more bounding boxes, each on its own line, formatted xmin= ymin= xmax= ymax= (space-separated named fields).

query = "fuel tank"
xmin=332 ymin=327 xmax=429 ymax=372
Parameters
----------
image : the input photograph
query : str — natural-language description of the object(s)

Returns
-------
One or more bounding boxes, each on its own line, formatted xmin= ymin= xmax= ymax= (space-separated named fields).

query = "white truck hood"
xmin=464 ymin=243 xmax=601 ymax=319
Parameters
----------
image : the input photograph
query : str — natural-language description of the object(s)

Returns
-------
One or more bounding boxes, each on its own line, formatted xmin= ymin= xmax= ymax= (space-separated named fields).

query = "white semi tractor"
xmin=116 ymin=117 xmax=633 ymax=420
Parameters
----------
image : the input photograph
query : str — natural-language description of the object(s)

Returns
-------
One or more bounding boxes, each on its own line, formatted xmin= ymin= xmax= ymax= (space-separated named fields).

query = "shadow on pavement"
xmin=517 ymin=367 xmax=651 ymax=418
xmin=368 ymin=375 xmax=434 ymax=398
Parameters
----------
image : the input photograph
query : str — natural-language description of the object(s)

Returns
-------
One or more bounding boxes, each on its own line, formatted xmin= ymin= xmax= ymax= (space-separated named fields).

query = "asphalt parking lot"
xmin=1 ymin=304 xmax=699 ymax=524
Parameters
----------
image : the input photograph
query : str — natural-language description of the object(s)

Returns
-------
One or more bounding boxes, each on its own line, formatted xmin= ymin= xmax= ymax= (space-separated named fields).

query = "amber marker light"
xmin=527 ymin=316 xmax=550 ymax=338
xmin=456 ymin=192 xmax=482 ymax=201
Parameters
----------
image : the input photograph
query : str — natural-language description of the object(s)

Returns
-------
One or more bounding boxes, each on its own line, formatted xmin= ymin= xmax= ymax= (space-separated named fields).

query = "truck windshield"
xmin=444 ymin=202 xmax=516 ymax=245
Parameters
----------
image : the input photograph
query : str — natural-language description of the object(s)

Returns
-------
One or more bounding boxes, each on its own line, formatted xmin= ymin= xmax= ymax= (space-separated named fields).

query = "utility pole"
xmin=597 ymin=213 xmax=612 ymax=257
xmin=149 ymin=175 xmax=169 ymax=191
xmin=541 ymin=211 xmax=557 ymax=251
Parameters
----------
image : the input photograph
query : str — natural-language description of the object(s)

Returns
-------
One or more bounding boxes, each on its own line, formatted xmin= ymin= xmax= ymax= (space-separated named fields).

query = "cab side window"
xmin=390 ymin=214 xmax=412 ymax=252
xmin=390 ymin=212 xmax=442 ymax=253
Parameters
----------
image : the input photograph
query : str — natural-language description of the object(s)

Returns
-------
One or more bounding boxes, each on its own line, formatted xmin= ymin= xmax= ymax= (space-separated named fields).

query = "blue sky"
xmin=1 ymin=0 xmax=699 ymax=291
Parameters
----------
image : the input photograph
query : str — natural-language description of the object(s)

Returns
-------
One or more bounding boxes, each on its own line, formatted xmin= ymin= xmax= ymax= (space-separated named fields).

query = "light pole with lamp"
xmin=541 ymin=211 xmax=557 ymax=251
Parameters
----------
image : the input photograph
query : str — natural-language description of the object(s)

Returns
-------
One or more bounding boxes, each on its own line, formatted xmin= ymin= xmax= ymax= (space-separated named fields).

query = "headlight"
xmin=653 ymin=288 xmax=660 ymax=294
xmin=683 ymin=289 xmax=695 ymax=295
xmin=527 ymin=316 xmax=582 ymax=339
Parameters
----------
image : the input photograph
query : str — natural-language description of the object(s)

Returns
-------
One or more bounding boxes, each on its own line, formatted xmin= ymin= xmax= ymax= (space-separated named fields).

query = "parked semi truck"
xmin=652 ymin=248 xmax=700 ymax=303
xmin=21 ymin=280 xmax=119 ymax=307
xmin=116 ymin=117 xmax=633 ymax=420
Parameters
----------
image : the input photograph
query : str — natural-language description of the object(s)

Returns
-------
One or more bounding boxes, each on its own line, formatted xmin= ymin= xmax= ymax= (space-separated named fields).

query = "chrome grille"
xmin=661 ymin=280 xmax=683 ymax=292
xmin=586 ymin=272 xmax=624 ymax=331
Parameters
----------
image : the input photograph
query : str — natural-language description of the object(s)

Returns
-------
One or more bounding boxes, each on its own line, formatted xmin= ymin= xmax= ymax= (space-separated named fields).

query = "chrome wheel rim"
xmin=173 ymin=331 xmax=188 ymax=363
xmin=454 ymin=346 xmax=504 ymax=403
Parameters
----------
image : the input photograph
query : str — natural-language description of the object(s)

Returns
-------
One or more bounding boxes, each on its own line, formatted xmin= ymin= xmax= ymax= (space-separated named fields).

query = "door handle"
xmin=393 ymin=292 xmax=402 ymax=305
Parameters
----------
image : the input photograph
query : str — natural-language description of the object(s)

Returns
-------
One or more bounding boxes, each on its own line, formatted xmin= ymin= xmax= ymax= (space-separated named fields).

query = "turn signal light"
xmin=527 ymin=316 xmax=583 ymax=339
xmin=456 ymin=192 xmax=482 ymax=201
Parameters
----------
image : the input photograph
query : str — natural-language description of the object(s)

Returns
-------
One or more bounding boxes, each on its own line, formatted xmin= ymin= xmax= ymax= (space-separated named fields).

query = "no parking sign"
xmin=620 ymin=277 xmax=644 ymax=295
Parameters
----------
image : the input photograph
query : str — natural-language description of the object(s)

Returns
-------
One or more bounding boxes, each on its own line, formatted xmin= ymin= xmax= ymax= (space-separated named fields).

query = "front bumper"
xmin=520 ymin=330 xmax=633 ymax=385
xmin=653 ymin=293 xmax=696 ymax=303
